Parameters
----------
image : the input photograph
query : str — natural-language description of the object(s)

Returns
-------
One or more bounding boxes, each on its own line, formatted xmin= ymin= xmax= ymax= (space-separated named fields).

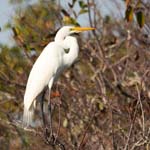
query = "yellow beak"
xmin=72 ymin=27 xmax=95 ymax=32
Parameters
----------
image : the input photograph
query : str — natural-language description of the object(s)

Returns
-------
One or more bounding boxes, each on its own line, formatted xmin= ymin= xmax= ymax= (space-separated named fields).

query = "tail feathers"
xmin=23 ymin=104 xmax=34 ymax=127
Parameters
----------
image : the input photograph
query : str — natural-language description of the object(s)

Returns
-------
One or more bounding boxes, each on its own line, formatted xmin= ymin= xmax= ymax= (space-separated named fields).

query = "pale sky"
xmin=0 ymin=0 xmax=125 ymax=46
xmin=0 ymin=0 xmax=14 ymax=46
xmin=0 ymin=0 xmax=37 ymax=46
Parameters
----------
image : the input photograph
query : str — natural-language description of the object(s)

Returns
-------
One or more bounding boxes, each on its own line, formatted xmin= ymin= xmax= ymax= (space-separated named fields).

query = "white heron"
xmin=23 ymin=26 xmax=95 ymax=127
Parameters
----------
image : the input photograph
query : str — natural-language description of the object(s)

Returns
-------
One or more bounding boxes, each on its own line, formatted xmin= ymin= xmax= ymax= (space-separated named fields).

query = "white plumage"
xmin=23 ymin=26 xmax=95 ymax=126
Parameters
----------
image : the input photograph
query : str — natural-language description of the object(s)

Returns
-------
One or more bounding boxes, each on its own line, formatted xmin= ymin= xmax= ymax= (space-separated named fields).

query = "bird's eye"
xmin=70 ymin=28 xmax=74 ymax=31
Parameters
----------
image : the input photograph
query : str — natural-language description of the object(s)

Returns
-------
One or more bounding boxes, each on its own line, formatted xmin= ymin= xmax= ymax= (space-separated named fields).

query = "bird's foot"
xmin=43 ymin=127 xmax=65 ymax=149
xmin=43 ymin=127 xmax=55 ymax=144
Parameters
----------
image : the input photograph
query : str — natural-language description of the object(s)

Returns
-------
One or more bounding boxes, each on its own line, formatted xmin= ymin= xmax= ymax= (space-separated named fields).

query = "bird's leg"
xmin=40 ymin=90 xmax=50 ymax=142
xmin=48 ymin=89 xmax=55 ymax=142
xmin=54 ymin=100 xmax=61 ymax=144
xmin=41 ymin=91 xmax=46 ymax=127
xmin=50 ymin=90 xmax=62 ymax=145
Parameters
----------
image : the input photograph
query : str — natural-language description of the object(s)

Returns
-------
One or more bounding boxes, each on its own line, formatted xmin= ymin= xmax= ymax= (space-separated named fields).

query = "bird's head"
xmin=55 ymin=26 xmax=95 ymax=42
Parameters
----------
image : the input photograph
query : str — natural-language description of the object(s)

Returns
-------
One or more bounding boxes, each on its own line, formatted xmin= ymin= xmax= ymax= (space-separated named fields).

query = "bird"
xmin=23 ymin=26 xmax=95 ymax=127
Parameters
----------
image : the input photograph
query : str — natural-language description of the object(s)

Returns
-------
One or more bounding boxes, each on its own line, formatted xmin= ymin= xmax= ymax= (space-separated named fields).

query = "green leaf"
xmin=79 ymin=0 xmax=87 ymax=9
xmin=79 ymin=9 xmax=88 ymax=15
xmin=136 ymin=10 xmax=145 ymax=28
xmin=63 ymin=16 xmax=80 ymax=26
xmin=125 ymin=5 xmax=133 ymax=22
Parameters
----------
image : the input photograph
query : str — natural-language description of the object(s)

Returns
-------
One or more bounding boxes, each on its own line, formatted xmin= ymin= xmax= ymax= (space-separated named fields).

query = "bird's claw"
xmin=43 ymin=127 xmax=65 ymax=150
xmin=44 ymin=127 xmax=55 ymax=144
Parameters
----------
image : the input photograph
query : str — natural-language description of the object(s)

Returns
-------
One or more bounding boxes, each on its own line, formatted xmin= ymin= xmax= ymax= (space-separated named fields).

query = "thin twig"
xmin=124 ymin=99 xmax=140 ymax=150
xmin=136 ymin=84 xmax=145 ymax=136
xmin=78 ymin=115 xmax=94 ymax=150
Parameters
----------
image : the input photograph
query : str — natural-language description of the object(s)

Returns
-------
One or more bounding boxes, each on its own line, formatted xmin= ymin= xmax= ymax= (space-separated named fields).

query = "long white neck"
xmin=55 ymin=28 xmax=69 ymax=42
xmin=62 ymin=36 xmax=79 ymax=67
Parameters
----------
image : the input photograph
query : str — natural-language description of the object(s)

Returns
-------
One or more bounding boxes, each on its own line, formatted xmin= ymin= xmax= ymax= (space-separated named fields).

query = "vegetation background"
xmin=0 ymin=0 xmax=150 ymax=149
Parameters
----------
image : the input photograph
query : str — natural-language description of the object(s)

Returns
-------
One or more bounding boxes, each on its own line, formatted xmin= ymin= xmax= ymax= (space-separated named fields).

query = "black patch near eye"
xmin=70 ymin=33 xmax=79 ymax=36
xmin=64 ymin=48 xmax=70 ymax=53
